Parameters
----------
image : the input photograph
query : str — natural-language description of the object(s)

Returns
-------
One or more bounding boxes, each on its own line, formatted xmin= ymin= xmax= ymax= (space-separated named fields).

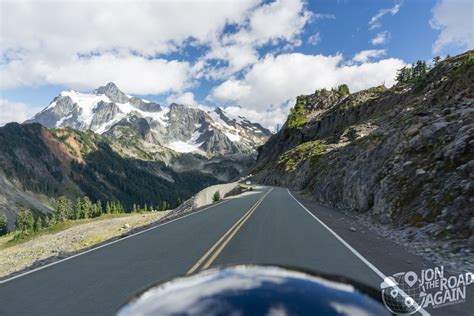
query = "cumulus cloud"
xmin=369 ymin=2 xmax=402 ymax=30
xmin=430 ymin=0 xmax=474 ymax=53
xmin=352 ymin=49 xmax=386 ymax=63
xmin=201 ymin=0 xmax=312 ymax=79
xmin=0 ymin=99 xmax=43 ymax=126
xmin=166 ymin=92 xmax=200 ymax=107
xmin=209 ymin=53 xmax=405 ymax=129
xmin=371 ymin=31 xmax=390 ymax=45
xmin=0 ymin=0 xmax=259 ymax=92
xmin=0 ymin=54 xmax=193 ymax=95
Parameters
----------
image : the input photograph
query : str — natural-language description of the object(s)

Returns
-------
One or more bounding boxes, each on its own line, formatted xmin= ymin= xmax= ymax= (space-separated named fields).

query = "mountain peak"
xmin=95 ymin=82 xmax=119 ymax=93
xmin=94 ymin=82 xmax=129 ymax=103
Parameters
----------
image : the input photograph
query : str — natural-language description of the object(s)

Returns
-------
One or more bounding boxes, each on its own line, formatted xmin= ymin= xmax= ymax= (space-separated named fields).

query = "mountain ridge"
xmin=27 ymin=82 xmax=271 ymax=157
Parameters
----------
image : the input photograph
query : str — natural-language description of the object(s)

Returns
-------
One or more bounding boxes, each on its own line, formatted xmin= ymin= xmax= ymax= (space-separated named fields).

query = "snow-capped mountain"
xmin=27 ymin=82 xmax=272 ymax=156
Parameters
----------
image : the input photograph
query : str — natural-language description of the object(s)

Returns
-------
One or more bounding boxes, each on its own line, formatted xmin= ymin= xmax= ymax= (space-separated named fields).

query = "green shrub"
xmin=212 ymin=191 xmax=221 ymax=202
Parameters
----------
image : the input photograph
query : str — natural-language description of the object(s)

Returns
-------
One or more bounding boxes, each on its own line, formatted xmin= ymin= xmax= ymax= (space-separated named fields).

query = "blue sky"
xmin=0 ymin=0 xmax=472 ymax=129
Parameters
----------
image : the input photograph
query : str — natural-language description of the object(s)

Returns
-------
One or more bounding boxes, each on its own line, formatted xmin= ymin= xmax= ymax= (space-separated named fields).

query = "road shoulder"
xmin=289 ymin=189 xmax=473 ymax=316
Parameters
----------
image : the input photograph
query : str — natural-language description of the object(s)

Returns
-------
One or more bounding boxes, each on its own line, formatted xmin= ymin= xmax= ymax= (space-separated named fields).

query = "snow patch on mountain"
xmin=28 ymin=82 xmax=272 ymax=157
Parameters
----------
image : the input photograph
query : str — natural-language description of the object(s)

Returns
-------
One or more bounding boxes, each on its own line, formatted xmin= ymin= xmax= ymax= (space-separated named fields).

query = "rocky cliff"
xmin=255 ymin=51 xmax=473 ymax=244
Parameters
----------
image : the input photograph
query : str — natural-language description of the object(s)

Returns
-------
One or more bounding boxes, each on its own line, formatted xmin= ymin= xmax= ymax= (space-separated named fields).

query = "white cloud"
xmin=0 ymin=54 xmax=193 ymax=95
xmin=201 ymin=0 xmax=312 ymax=79
xmin=308 ymin=32 xmax=321 ymax=45
xmin=352 ymin=49 xmax=386 ymax=63
xmin=209 ymin=53 xmax=405 ymax=129
xmin=222 ymin=0 xmax=311 ymax=47
xmin=0 ymin=0 xmax=259 ymax=92
xmin=430 ymin=0 xmax=474 ymax=53
xmin=371 ymin=31 xmax=390 ymax=45
xmin=166 ymin=92 xmax=199 ymax=107
xmin=0 ymin=0 xmax=258 ymax=58
xmin=0 ymin=99 xmax=43 ymax=126
xmin=369 ymin=3 xmax=401 ymax=30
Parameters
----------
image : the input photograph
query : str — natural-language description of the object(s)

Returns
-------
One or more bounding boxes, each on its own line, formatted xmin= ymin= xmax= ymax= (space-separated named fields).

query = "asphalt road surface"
xmin=0 ymin=186 xmax=425 ymax=315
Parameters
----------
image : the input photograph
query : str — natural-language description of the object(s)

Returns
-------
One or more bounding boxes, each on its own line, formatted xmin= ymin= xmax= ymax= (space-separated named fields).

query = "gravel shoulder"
xmin=0 ymin=211 xmax=170 ymax=279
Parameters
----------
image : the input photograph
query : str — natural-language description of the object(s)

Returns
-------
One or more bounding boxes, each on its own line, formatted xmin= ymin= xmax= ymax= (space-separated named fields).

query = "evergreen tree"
xmin=433 ymin=56 xmax=441 ymax=66
xmin=337 ymin=84 xmax=350 ymax=96
xmin=106 ymin=201 xmax=112 ymax=214
xmin=34 ymin=216 xmax=43 ymax=232
xmin=132 ymin=203 xmax=137 ymax=213
xmin=81 ymin=196 xmax=93 ymax=219
xmin=15 ymin=208 xmax=35 ymax=232
xmin=0 ymin=214 xmax=8 ymax=236
xmin=94 ymin=201 xmax=103 ymax=217
xmin=118 ymin=201 xmax=124 ymax=213
xmin=74 ymin=197 xmax=82 ymax=220
xmin=56 ymin=196 xmax=72 ymax=222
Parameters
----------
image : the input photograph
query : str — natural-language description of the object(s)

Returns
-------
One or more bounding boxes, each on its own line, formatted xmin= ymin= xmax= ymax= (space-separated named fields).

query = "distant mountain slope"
xmin=254 ymin=51 xmax=473 ymax=241
xmin=0 ymin=123 xmax=219 ymax=229
xmin=27 ymin=82 xmax=271 ymax=157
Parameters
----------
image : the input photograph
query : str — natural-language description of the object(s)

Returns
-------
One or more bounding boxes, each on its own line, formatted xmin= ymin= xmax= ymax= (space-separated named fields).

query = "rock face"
xmin=255 ymin=51 xmax=474 ymax=241
xmin=27 ymin=83 xmax=271 ymax=157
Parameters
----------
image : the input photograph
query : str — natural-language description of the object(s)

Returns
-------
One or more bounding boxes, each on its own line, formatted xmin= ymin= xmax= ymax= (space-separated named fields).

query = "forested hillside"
xmin=0 ymin=123 xmax=219 ymax=230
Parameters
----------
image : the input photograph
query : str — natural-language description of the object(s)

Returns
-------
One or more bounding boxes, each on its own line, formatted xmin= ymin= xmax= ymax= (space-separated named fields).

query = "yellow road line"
xmin=186 ymin=187 xmax=273 ymax=274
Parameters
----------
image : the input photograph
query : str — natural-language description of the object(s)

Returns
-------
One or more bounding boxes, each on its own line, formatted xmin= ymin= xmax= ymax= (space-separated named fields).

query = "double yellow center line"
xmin=186 ymin=187 xmax=273 ymax=274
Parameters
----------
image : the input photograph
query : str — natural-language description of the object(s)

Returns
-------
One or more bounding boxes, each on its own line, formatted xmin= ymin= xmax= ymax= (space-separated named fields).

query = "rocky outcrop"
xmin=255 ymin=51 xmax=474 ymax=242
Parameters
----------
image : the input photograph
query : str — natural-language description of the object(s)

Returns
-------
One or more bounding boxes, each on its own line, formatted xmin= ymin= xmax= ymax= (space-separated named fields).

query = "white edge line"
xmin=287 ymin=188 xmax=430 ymax=316
xmin=0 ymin=199 xmax=231 ymax=285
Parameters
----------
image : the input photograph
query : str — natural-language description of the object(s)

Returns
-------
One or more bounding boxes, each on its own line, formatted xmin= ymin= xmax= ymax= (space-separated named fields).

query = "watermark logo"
xmin=380 ymin=266 xmax=473 ymax=314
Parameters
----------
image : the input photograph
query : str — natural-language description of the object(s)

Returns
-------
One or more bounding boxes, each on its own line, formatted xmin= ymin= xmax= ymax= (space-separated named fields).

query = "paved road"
xmin=0 ymin=186 xmax=399 ymax=315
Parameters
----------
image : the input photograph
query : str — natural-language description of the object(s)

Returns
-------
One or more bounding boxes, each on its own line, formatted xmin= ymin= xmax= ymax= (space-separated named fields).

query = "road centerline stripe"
xmin=0 ymin=198 xmax=231 ymax=285
xmin=186 ymin=187 xmax=273 ymax=274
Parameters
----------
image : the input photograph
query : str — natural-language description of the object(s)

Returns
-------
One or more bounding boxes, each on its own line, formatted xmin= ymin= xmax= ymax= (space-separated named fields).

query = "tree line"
xmin=395 ymin=56 xmax=442 ymax=85
xmin=0 ymin=195 xmax=171 ymax=237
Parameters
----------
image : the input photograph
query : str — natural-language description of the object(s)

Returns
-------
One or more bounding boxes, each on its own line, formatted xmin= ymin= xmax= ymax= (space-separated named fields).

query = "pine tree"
xmin=81 ymin=196 xmax=93 ymax=219
xmin=15 ymin=208 xmax=35 ymax=232
xmin=106 ymin=201 xmax=112 ymax=214
xmin=337 ymin=84 xmax=350 ymax=96
xmin=74 ymin=197 xmax=82 ymax=220
xmin=433 ymin=56 xmax=441 ymax=66
xmin=94 ymin=201 xmax=103 ymax=217
xmin=118 ymin=201 xmax=124 ymax=213
xmin=34 ymin=217 xmax=43 ymax=232
xmin=56 ymin=196 xmax=72 ymax=222
xmin=0 ymin=214 xmax=8 ymax=236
